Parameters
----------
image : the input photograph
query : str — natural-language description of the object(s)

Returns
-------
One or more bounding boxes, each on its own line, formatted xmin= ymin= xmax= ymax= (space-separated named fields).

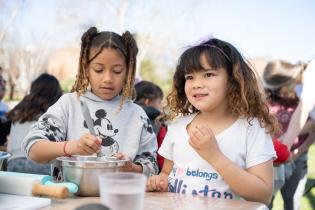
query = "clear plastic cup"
xmin=99 ymin=172 xmax=147 ymax=210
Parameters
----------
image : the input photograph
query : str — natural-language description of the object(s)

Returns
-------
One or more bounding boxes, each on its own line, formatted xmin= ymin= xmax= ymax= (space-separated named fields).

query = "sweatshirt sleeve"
xmin=22 ymin=94 xmax=69 ymax=157
xmin=133 ymin=115 xmax=159 ymax=176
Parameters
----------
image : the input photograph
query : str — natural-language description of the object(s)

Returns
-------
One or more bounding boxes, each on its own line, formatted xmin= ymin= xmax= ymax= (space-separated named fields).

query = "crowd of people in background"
xmin=263 ymin=60 xmax=315 ymax=210
xmin=0 ymin=29 xmax=315 ymax=209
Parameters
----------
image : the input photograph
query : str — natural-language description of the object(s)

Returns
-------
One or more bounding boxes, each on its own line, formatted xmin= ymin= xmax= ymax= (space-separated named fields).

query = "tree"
xmin=0 ymin=0 xmax=199 ymax=98
xmin=140 ymin=58 xmax=174 ymax=95
xmin=0 ymin=0 xmax=54 ymax=98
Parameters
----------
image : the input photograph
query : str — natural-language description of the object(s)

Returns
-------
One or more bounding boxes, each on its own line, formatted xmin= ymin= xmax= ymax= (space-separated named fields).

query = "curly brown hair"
xmin=7 ymin=73 xmax=62 ymax=123
xmin=167 ymin=38 xmax=279 ymax=134
xmin=71 ymin=26 xmax=138 ymax=108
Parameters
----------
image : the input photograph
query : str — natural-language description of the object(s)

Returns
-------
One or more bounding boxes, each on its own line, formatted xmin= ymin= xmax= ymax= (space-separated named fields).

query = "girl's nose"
xmin=102 ymin=71 xmax=112 ymax=82
xmin=192 ymin=82 xmax=204 ymax=89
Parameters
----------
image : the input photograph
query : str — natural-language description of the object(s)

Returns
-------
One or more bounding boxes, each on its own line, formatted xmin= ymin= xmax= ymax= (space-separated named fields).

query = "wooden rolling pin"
xmin=0 ymin=175 xmax=69 ymax=199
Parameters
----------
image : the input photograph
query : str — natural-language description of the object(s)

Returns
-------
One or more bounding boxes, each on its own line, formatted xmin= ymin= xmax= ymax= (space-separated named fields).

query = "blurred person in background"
xmin=6 ymin=73 xmax=62 ymax=174
xmin=283 ymin=59 xmax=315 ymax=150
xmin=0 ymin=67 xmax=9 ymax=116
xmin=281 ymin=59 xmax=315 ymax=210
xmin=135 ymin=80 xmax=167 ymax=171
xmin=0 ymin=66 xmax=10 ymax=151
xmin=263 ymin=60 xmax=315 ymax=210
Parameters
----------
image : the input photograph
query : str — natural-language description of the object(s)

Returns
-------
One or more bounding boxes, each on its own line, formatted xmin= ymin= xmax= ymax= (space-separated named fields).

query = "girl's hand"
xmin=146 ymin=172 xmax=168 ymax=192
xmin=115 ymin=152 xmax=143 ymax=173
xmin=66 ymin=133 xmax=101 ymax=155
xmin=188 ymin=124 xmax=223 ymax=163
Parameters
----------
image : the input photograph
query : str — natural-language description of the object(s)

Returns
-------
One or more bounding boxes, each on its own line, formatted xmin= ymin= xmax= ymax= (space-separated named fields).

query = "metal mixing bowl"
xmin=57 ymin=155 xmax=128 ymax=196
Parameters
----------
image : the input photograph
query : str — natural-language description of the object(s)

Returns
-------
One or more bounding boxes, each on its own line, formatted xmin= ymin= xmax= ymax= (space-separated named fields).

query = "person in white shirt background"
xmin=283 ymin=60 xmax=315 ymax=149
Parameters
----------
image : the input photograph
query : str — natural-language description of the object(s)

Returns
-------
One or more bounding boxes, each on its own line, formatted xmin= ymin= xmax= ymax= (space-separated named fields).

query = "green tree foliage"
xmin=139 ymin=59 xmax=173 ymax=96
xmin=61 ymin=78 xmax=76 ymax=93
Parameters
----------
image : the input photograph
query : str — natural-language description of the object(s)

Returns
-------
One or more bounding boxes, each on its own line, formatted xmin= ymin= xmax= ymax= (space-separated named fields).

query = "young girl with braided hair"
xmin=146 ymin=37 xmax=279 ymax=204
xmin=23 ymin=27 xmax=159 ymax=179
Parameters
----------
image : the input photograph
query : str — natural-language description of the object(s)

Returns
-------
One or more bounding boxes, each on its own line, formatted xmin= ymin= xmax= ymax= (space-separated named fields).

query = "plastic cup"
xmin=99 ymin=172 xmax=147 ymax=210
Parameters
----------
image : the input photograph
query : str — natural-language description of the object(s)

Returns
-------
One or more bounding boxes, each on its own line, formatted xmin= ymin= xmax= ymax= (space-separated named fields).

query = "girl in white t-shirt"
xmin=146 ymin=37 xmax=279 ymax=205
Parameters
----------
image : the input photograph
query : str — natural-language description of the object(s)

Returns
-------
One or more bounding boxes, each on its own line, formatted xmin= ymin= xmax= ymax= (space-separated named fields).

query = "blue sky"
xmin=1 ymin=0 xmax=315 ymax=65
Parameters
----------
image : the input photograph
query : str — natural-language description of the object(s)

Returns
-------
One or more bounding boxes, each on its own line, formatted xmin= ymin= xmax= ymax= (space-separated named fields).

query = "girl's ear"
xmin=144 ymin=98 xmax=150 ymax=106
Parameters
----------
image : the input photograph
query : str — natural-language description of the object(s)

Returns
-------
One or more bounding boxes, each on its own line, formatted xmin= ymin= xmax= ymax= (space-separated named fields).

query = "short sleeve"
xmin=158 ymin=125 xmax=174 ymax=161
xmin=246 ymin=121 xmax=276 ymax=169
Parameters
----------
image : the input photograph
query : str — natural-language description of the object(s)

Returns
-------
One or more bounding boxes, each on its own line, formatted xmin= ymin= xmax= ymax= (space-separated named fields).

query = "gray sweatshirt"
xmin=22 ymin=91 xmax=159 ymax=177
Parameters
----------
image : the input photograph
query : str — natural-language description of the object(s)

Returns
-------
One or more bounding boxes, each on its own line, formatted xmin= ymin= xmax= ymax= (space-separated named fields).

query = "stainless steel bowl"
xmin=57 ymin=155 xmax=128 ymax=196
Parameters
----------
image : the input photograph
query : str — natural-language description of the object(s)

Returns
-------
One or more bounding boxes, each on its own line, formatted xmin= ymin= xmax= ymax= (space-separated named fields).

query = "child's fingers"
xmin=87 ymin=139 xmax=101 ymax=152
xmin=146 ymin=175 xmax=168 ymax=192
xmin=159 ymin=180 xmax=168 ymax=191
xmin=197 ymin=125 xmax=214 ymax=136
xmin=193 ymin=125 xmax=212 ymax=140
xmin=146 ymin=177 xmax=158 ymax=191
xmin=153 ymin=176 xmax=163 ymax=191
xmin=77 ymin=142 xmax=96 ymax=154
xmin=189 ymin=127 xmax=201 ymax=146
xmin=81 ymin=134 xmax=102 ymax=152
xmin=81 ymin=144 xmax=96 ymax=154
xmin=87 ymin=134 xmax=102 ymax=145
xmin=81 ymin=139 xmax=99 ymax=153
xmin=189 ymin=137 xmax=199 ymax=149
xmin=195 ymin=125 xmax=207 ymax=136
xmin=83 ymin=133 xmax=101 ymax=143
xmin=190 ymin=127 xmax=203 ymax=142
xmin=191 ymin=125 xmax=215 ymax=144
xmin=115 ymin=153 xmax=133 ymax=163
xmin=146 ymin=178 xmax=153 ymax=191
xmin=114 ymin=152 xmax=125 ymax=159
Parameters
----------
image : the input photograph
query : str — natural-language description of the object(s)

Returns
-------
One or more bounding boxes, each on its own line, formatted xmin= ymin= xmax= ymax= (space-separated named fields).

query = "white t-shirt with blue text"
xmin=159 ymin=114 xmax=276 ymax=200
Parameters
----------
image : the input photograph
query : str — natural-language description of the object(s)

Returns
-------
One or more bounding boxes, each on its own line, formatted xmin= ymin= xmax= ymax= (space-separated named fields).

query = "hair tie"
xmin=183 ymin=34 xmax=231 ymax=62
xmin=198 ymin=44 xmax=231 ymax=62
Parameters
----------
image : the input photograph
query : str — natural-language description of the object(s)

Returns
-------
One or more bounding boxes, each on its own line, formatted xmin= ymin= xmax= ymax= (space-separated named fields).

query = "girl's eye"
xmin=93 ymin=68 xmax=103 ymax=73
xmin=113 ymin=69 xmax=123 ymax=74
xmin=185 ymin=75 xmax=193 ymax=80
xmin=205 ymin=72 xmax=215 ymax=77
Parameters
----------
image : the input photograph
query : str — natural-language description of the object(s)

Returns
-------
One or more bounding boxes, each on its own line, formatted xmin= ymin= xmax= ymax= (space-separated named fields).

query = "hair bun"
xmin=122 ymin=31 xmax=138 ymax=56
xmin=81 ymin=27 xmax=98 ymax=42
